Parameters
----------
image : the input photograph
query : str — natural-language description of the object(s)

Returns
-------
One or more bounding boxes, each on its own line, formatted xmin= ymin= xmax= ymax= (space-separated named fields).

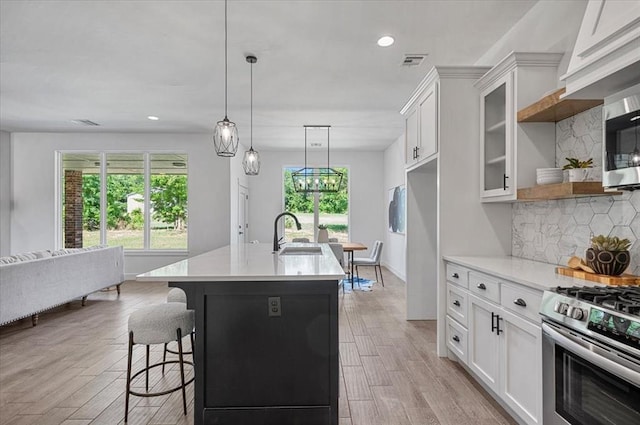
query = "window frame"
xmin=56 ymin=150 xmax=189 ymax=254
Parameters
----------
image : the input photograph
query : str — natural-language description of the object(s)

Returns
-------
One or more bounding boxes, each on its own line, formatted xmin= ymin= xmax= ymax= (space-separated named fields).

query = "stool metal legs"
xmin=124 ymin=329 xmax=194 ymax=423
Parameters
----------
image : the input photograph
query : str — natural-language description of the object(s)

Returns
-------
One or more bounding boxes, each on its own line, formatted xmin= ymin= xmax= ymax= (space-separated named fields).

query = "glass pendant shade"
xmin=242 ymin=147 xmax=260 ymax=175
xmin=213 ymin=0 xmax=239 ymax=157
xmin=213 ymin=117 xmax=239 ymax=157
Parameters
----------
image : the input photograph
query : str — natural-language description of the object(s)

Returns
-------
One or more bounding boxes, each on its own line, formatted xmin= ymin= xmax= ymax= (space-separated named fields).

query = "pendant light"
xmin=291 ymin=125 xmax=343 ymax=192
xmin=213 ymin=0 xmax=239 ymax=157
xmin=628 ymin=115 xmax=640 ymax=167
xmin=242 ymin=55 xmax=260 ymax=175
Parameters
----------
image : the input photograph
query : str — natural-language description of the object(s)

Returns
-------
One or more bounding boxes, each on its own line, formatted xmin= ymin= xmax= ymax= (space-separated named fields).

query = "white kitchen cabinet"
xmin=405 ymin=107 xmax=419 ymax=165
xmin=500 ymin=308 xmax=542 ymax=425
xmin=402 ymin=79 xmax=438 ymax=168
xmin=445 ymin=261 xmax=543 ymax=425
xmin=476 ymin=52 xmax=562 ymax=202
xmin=468 ymin=293 xmax=500 ymax=391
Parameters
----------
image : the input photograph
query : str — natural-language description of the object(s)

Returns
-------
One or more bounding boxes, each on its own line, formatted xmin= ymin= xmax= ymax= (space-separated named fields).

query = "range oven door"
xmin=542 ymin=322 xmax=640 ymax=425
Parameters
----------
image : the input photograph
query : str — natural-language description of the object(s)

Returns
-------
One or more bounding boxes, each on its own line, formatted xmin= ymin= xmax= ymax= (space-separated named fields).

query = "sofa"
xmin=0 ymin=245 xmax=124 ymax=326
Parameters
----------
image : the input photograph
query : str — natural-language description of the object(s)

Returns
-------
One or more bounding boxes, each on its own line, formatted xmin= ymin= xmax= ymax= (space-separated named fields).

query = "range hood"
xmin=561 ymin=0 xmax=640 ymax=100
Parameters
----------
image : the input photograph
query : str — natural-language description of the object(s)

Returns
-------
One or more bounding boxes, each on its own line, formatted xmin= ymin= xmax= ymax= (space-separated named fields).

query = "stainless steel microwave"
xmin=603 ymin=87 xmax=640 ymax=191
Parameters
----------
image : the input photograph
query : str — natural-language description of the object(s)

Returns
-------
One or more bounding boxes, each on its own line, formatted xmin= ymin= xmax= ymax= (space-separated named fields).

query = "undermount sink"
xmin=278 ymin=246 xmax=323 ymax=256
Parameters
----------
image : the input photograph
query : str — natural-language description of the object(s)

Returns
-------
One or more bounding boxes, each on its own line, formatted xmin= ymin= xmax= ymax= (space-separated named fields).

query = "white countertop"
xmin=137 ymin=243 xmax=345 ymax=282
xmin=443 ymin=255 xmax=607 ymax=291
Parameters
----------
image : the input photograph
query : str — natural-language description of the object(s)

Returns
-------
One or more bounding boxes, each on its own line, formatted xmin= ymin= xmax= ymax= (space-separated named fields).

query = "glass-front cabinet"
xmin=481 ymin=75 xmax=513 ymax=198
xmin=476 ymin=52 xmax=561 ymax=202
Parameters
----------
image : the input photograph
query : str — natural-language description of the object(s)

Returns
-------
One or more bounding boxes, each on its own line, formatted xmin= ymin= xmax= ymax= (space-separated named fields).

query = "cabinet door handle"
xmin=415 ymin=146 xmax=420 ymax=158
xmin=476 ymin=283 xmax=486 ymax=290
xmin=491 ymin=312 xmax=503 ymax=335
xmin=503 ymin=174 xmax=509 ymax=190
xmin=453 ymin=300 xmax=461 ymax=307
xmin=452 ymin=335 xmax=460 ymax=343
xmin=514 ymin=298 xmax=527 ymax=307
xmin=452 ymin=273 xmax=459 ymax=279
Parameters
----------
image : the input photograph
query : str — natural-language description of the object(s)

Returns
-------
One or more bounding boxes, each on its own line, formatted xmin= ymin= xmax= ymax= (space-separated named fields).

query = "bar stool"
xmin=125 ymin=302 xmax=194 ymax=422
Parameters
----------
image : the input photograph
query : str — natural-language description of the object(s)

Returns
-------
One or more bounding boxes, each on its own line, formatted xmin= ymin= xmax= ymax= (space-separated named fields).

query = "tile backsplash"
xmin=512 ymin=106 xmax=640 ymax=275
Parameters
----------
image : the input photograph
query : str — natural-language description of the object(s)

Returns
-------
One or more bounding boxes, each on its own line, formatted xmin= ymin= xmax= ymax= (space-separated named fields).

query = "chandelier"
xmin=292 ymin=125 xmax=343 ymax=193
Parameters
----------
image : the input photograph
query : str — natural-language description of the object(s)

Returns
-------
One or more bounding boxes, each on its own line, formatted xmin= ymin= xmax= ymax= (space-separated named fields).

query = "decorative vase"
xmin=585 ymin=248 xmax=630 ymax=276
xmin=317 ymin=228 xmax=329 ymax=243
xmin=568 ymin=168 xmax=590 ymax=182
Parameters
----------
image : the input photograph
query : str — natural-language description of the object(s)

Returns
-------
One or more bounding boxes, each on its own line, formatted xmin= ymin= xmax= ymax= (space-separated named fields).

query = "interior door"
xmin=238 ymin=185 xmax=249 ymax=244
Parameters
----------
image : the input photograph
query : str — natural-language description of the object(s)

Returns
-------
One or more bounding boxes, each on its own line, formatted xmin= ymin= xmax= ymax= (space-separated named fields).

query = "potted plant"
xmin=317 ymin=224 xmax=329 ymax=243
xmin=585 ymin=235 xmax=632 ymax=276
xmin=562 ymin=157 xmax=593 ymax=182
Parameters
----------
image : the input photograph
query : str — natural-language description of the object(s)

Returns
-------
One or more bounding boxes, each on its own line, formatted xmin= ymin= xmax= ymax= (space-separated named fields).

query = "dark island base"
xmin=173 ymin=279 xmax=339 ymax=425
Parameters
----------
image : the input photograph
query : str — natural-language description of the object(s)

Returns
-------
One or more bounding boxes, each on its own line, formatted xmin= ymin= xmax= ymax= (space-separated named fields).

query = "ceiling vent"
xmin=71 ymin=119 xmax=100 ymax=126
xmin=402 ymin=54 xmax=427 ymax=66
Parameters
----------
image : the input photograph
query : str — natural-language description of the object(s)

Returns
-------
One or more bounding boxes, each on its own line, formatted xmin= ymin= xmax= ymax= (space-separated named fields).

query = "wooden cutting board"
xmin=556 ymin=267 xmax=640 ymax=286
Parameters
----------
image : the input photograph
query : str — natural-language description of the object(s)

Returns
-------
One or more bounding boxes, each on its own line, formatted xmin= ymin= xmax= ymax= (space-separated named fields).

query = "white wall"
xmin=474 ymin=0 xmax=587 ymax=79
xmin=249 ymin=150 xmax=385 ymax=253
xmin=0 ymin=131 xmax=11 ymax=256
xmin=10 ymin=133 xmax=230 ymax=276
xmin=382 ymin=135 xmax=406 ymax=280
xmin=229 ymin=143 xmax=250 ymax=243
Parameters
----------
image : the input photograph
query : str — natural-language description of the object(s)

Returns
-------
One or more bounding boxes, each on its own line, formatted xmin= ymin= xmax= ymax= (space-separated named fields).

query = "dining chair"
xmin=352 ymin=241 xmax=384 ymax=286
xmin=292 ymin=237 xmax=310 ymax=243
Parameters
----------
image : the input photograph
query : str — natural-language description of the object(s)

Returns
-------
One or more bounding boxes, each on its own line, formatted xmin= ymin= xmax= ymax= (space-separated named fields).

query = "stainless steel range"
xmin=540 ymin=286 xmax=640 ymax=425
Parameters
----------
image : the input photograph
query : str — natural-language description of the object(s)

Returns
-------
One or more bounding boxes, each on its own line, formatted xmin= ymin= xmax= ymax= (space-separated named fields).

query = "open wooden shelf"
xmin=517 ymin=181 xmax=621 ymax=201
xmin=517 ymin=88 xmax=603 ymax=123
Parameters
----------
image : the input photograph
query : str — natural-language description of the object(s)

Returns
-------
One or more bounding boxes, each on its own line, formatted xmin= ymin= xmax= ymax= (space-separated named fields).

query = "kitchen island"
xmin=137 ymin=243 xmax=345 ymax=425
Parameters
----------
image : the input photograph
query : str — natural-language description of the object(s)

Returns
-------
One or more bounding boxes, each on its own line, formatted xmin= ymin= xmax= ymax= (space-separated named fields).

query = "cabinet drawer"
xmin=446 ymin=264 xmax=468 ymax=288
xmin=446 ymin=283 xmax=468 ymax=327
xmin=446 ymin=316 xmax=468 ymax=365
xmin=501 ymin=283 xmax=542 ymax=323
xmin=468 ymin=272 xmax=500 ymax=303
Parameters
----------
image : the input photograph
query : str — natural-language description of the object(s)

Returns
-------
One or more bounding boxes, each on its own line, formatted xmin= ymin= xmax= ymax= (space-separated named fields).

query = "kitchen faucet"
xmin=273 ymin=212 xmax=302 ymax=252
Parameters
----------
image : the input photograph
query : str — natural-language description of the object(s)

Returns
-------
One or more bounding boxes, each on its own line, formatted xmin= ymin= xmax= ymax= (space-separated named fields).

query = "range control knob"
xmin=570 ymin=307 xmax=586 ymax=321
xmin=554 ymin=301 xmax=568 ymax=314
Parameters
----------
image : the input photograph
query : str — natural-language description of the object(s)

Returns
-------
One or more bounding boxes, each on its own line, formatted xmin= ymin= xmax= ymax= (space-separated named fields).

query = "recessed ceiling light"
xmin=147 ymin=116 xmax=159 ymax=121
xmin=377 ymin=36 xmax=394 ymax=47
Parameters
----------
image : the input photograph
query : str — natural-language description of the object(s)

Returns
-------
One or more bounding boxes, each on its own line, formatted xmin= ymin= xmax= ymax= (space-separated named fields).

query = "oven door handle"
xmin=542 ymin=323 xmax=640 ymax=386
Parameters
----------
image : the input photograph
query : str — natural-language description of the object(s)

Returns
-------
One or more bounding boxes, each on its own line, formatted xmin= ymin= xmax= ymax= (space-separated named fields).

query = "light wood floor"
xmin=0 ymin=268 xmax=516 ymax=425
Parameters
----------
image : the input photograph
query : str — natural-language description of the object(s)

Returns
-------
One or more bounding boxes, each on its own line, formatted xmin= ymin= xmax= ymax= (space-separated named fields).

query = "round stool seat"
xmin=128 ymin=303 xmax=193 ymax=345
xmin=167 ymin=287 xmax=187 ymax=303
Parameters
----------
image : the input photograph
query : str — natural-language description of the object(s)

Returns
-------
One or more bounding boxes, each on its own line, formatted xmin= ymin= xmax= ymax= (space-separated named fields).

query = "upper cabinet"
xmin=402 ymin=80 xmax=438 ymax=168
xmin=476 ymin=52 xmax=563 ymax=202
xmin=562 ymin=0 xmax=640 ymax=99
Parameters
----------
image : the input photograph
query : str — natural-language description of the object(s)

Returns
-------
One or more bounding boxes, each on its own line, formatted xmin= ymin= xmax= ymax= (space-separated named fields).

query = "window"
xmin=60 ymin=152 xmax=188 ymax=251
xmin=283 ymin=167 xmax=349 ymax=242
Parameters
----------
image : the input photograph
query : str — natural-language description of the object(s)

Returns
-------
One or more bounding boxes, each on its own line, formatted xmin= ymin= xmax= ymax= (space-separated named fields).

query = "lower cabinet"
xmin=468 ymin=294 xmax=500 ymax=390
xmin=446 ymin=263 xmax=542 ymax=425
xmin=500 ymin=308 xmax=542 ymax=425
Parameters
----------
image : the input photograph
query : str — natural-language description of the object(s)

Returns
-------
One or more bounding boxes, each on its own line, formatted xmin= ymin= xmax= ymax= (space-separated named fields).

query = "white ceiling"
xmin=0 ymin=0 xmax=538 ymax=150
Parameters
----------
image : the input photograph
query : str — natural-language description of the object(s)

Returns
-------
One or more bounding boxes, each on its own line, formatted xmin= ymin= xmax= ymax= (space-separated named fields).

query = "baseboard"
xmin=381 ymin=262 xmax=405 ymax=282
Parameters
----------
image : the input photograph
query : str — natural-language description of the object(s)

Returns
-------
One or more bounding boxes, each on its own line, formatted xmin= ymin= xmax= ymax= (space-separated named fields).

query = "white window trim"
xmin=56 ymin=150 xmax=189 ymax=252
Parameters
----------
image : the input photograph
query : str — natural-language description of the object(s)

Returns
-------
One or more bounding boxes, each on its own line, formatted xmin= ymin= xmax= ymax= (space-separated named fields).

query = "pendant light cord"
xmin=224 ymin=0 xmax=228 ymax=118
xmin=250 ymin=59 xmax=253 ymax=149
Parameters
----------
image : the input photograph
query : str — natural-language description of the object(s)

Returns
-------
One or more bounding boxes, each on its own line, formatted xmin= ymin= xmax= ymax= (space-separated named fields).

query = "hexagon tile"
xmin=513 ymin=106 xmax=640 ymax=276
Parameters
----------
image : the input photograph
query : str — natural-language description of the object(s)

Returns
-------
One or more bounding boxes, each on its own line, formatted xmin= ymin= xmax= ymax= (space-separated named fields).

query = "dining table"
xmin=341 ymin=242 xmax=367 ymax=288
